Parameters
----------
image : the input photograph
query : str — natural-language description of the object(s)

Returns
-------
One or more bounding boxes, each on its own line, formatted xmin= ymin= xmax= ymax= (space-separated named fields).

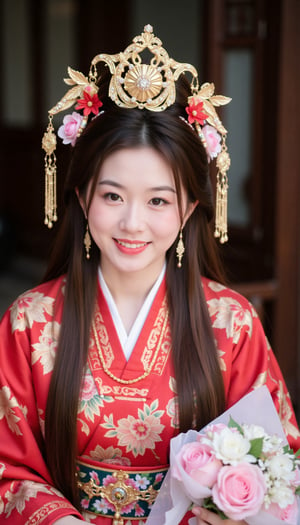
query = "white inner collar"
xmin=98 ymin=264 xmax=166 ymax=360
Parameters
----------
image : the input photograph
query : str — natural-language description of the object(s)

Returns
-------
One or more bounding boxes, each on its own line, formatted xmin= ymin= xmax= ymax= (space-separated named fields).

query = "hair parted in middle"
xmin=43 ymin=40 xmax=227 ymax=510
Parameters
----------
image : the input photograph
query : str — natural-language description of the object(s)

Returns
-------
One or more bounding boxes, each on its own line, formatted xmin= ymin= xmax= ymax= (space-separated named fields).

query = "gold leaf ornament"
xmin=197 ymin=82 xmax=215 ymax=99
xmin=49 ymin=68 xmax=98 ymax=116
xmin=66 ymin=66 xmax=90 ymax=86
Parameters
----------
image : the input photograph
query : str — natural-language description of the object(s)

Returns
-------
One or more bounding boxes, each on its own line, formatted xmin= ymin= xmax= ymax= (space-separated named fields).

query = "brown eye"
xmin=104 ymin=192 xmax=122 ymax=202
xmin=149 ymin=197 xmax=167 ymax=206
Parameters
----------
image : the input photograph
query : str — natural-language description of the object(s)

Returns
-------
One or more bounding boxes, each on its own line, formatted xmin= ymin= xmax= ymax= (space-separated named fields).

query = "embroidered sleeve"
xmin=207 ymin=281 xmax=300 ymax=453
xmin=228 ymin=308 xmax=300 ymax=451
xmin=0 ymin=289 xmax=83 ymax=524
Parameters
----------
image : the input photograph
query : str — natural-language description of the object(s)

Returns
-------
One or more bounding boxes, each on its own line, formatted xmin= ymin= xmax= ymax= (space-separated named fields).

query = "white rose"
xmin=242 ymin=424 xmax=266 ymax=440
xmin=266 ymin=455 xmax=295 ymax=481
xmin=212 ymin=427 xmax=252 ymax=465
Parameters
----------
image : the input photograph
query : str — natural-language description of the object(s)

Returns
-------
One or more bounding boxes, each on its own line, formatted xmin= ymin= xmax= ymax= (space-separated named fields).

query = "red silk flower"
xmin=76 ymin=87 xmax=103 ymax=116
xmin=185 ymin=98 xmax=208 ymax=125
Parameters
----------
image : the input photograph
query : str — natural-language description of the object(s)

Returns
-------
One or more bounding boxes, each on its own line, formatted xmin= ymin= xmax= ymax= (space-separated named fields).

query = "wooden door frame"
xmin=274 ymin=0 xmax=300 ymax=411
xmin=203 ymin=0 xmax=300 ymax=417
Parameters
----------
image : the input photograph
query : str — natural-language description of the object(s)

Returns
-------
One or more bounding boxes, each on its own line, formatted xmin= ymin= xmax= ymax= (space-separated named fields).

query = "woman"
xmin=0 ymin=26 xmax=299 ymax=525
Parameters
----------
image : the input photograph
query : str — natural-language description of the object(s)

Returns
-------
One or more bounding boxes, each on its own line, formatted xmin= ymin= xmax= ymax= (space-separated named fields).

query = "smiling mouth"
xmin=115 ymin=239 xmax=149 ymax=249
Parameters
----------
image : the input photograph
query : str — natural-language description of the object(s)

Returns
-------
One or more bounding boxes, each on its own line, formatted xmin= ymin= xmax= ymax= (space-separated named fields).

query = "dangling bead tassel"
xmin=84 ymin=223 xmax=91 ymax=259
xmin=214 ymin=137 xmax=230 ymax=243
xmin=42 ymin=115 xmax=58 ymax=228
xmin=214 ymin=171 xmax=228 ymax=243
xmin=176 ymin=228 xmax=185 ymax=268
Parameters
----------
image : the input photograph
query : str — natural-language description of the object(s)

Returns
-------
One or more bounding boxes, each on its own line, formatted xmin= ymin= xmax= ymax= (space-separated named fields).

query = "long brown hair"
xmin=44 ymin=72 xmax=226 ymax=508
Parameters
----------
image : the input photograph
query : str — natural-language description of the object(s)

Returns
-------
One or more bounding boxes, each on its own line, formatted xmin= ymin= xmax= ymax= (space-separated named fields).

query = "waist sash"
xmin=77 ymin=459 xmax=168 ymax=523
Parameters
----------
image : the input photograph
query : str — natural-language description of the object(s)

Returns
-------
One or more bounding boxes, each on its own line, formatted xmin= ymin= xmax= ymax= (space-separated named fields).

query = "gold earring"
xmin=176 ymin=228 xmax=185 ymax=268
xmin=84 ymin=223 xmax=91 ymax=259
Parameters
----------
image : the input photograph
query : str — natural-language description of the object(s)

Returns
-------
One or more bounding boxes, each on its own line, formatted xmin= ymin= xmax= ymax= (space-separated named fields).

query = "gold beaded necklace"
xmin=91 ymin=311 xmax=169 ymax=385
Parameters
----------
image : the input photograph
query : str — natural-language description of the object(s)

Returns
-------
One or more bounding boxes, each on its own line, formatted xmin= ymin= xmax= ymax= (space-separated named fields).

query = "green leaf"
xmin=202 ymin=497 xmax=228 ymax=520
xmin=294 ymin=447 xmax=300 ymax=459
xmin=228 ymin=416 xmax=244 ymax=435
xmin=248 ymin=437 xmax=263 ymax=458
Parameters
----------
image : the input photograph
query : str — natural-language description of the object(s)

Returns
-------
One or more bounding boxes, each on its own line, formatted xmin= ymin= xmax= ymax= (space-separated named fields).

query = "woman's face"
xmin=85 ymin=147 xmax=196 ymax=285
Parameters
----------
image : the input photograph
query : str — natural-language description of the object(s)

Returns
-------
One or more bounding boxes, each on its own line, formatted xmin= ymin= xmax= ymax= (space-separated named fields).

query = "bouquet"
xmin=172 ymin=418 xmax=300 ymax=523
xmin=146 ymin=387 xmax=300 ymax=525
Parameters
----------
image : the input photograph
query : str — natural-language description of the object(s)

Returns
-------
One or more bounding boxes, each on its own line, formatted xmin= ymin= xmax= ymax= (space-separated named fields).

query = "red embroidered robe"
xmin=0 ymin=275 xmax=299 ymax=524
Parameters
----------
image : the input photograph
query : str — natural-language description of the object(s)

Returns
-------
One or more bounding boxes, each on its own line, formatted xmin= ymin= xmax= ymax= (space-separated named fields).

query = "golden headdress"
xmin=42 ymin=24 xmax=231 ymax=242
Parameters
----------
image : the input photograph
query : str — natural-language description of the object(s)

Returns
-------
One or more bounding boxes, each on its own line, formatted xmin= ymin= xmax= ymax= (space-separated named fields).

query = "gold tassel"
xmin=42 ymin=116 xmax=58 ymax=228
xmin=214 ymin=137 xmax=230 ymax=243
xmin=214 ymin=172 xmax=228 ymax=243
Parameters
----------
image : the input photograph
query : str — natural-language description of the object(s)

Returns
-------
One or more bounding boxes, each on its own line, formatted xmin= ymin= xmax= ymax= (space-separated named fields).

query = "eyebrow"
xmin=99 ymin=179 xmax=176 ymax=193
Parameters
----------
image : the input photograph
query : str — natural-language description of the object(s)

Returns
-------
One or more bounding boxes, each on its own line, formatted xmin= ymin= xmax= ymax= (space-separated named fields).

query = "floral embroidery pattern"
xmin=10 ymin=291 xmax=54 ymax=332
xmin=78 ymin=465 xmax=165 ymax=520
xmin=0 ymin=463 xmax=6 ymax=478
xmin=208 ymin=281 xmax=226 ymax=293
xmin=276 ymin=381 xmax=300 ymax=440
xmin=31 ymin=321 xmax=60 ymax=374
xmin=102 ymin=401 xmax=164 ymax=457
xmin=3 ymin=481 xmax=54 ymax=517
xmin=79 ymin=373 xmax=113 ymax=422
xmin=86 ymin=445 xmax=131 ymax=466
xmin=0 ymin=386 xmax=22 ymax=435
xmin=166 ymin=377 xmax=179 ymax=429
xmin=217 ymin=348 xmax=226 ymax=371
xmin=208 ymin=296 xmax=255 ymax=343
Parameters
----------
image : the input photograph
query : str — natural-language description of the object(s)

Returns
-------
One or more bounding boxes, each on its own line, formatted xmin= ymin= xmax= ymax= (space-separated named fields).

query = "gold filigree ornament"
xmin=78 ymin=469 xmax=158 ymax=525
xmin=90 ymin=24 xmax=198 ymax=111
xmin=42 ymin=24 xmax=231 ymax=241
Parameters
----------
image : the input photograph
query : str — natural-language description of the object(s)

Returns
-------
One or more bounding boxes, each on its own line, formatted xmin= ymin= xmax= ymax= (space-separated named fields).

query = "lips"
xmin=115 ymin=239 xmax=148 ymax=248
xmin=113 ymin=238 xmax=150 ymax=254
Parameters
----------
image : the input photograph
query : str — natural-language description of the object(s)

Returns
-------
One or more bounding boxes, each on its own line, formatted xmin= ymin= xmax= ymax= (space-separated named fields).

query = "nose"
xmin=119 ymin=202 xmax=145 ymax=232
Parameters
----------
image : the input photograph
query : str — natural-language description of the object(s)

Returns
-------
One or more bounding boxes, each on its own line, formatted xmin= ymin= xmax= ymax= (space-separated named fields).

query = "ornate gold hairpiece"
xmin=42 ymin=24 xmax=231 ymax=242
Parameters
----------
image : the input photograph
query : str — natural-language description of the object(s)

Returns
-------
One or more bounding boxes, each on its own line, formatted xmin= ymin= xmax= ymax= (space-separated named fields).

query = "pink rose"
xmin=58 ymin=111 xmax=83 ymax=146
xmin=265 ymin=497 xmax=298 ymax=525
xmin=202 ymin=124 xmax=222 ymax=160
xmin=202 ymin=423 xmax=227 ymax=438
xmin=173 ymin=441 xmax=222 ymax=487
xmin=212 ymin=463 xmax=267 ymax=520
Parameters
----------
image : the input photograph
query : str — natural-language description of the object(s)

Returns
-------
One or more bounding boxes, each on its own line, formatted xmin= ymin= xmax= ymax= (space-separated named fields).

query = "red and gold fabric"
xmin=0 ymin=275 xmax=299 ymax=524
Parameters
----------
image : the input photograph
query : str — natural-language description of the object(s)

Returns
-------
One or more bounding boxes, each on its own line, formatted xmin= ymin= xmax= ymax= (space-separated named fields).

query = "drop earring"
xmin=176 ymin=228 xmax=185 ymax=268
xmin=84 ymin=223 xmax=91 ymax=259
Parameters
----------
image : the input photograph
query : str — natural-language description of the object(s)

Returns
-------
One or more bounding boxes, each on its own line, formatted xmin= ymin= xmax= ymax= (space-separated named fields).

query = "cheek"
xmin=151 ymin=216 xmax=180 ymax=242
xmin=88 ymin=199 xmax=112 ymax=228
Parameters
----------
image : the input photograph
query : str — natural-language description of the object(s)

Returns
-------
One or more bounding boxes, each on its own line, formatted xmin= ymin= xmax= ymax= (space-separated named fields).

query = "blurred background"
xmin=0 ymin=0 xmax=299 ymax=417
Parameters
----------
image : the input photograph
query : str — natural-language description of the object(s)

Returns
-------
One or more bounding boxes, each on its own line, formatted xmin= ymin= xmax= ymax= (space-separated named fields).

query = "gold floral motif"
xmin=124 ymin=64 xmax=163 ymax=102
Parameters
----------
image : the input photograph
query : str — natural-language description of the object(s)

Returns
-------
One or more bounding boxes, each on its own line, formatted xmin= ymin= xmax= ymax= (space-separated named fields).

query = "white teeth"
xmin=116 ymin=240 xmax=147 ymax=248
